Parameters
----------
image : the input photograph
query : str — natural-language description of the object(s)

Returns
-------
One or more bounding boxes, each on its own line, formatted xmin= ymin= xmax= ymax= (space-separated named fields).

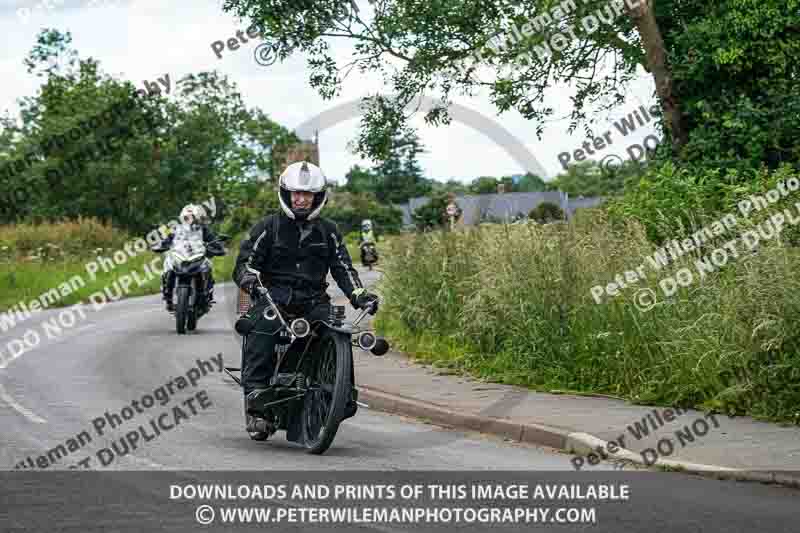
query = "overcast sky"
xmin=0 ymin=0 xmax=661 ymax=184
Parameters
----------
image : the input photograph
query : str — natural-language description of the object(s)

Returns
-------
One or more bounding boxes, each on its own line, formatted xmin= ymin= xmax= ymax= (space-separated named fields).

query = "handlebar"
xmin=251 ymin=274 xmax=379 ymax=336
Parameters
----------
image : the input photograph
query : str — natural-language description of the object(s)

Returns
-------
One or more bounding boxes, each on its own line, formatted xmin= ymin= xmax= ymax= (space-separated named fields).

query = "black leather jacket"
xmin=233 ymin=213 xmax=364 ymax=306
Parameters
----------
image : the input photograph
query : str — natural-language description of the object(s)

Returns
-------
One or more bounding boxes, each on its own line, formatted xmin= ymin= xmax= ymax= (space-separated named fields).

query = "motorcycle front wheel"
xmin=301 ymin=330 xmax=352 ymax=455
xmin=187 ymin=279 xmax=198 ymax=331
xmin=187 ymin=308 xmax=197 ymax=331
xmin=176 ymin=286 xmax=189 ymax=334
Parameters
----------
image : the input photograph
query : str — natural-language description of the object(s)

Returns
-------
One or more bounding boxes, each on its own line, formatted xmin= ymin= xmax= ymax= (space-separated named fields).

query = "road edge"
xmin=357 ymin=385 xmax=800 ymax=489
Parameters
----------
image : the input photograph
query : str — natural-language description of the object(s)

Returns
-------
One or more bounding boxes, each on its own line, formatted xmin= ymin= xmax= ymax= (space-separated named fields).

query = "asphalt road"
xmin=0 ymin=267 xmax=797 ymax=532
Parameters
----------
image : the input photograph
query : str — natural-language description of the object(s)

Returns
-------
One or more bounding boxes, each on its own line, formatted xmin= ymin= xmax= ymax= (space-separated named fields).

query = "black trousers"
xmin=240 ymin=296 xmax=331 ymax=399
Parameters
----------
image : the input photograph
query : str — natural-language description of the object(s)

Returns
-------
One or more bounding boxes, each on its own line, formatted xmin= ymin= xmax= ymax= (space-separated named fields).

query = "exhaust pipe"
xmin=370 ymin=338 xmax=389 ymax=356
xmin=356 ymin=332 xmax=389 ymax=356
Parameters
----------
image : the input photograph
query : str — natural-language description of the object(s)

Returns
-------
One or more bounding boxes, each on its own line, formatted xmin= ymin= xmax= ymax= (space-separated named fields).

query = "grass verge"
xmin=373 ymin=206 xmax=800 ymax=425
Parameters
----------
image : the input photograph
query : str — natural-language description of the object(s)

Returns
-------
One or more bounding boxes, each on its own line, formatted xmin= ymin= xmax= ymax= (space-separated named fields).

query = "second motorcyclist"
xmin=160 ymin=204 xmax=221 ymax=312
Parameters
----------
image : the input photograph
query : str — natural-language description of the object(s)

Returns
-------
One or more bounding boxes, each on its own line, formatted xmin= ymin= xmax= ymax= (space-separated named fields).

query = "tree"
xmin=372 ymin=131 xmax=431 ymax=204
xmin=440 ymin=179 xmax=469 ymax=195
xmin=469 ymin=176 xmax=499 ymax=195
xmin=325 ymin=190 xmax=404 ymax=234
xmin=514 ymin=172 xmax=549 ymax=192
xmin=0 ymin=29 xmax=296 ymax=232
xmin=411 ymin=192 xmax=452 ymax=231
xmin=221 ymin=0 xmax=799 ymax=174
xmin=342 ymin=164 xmax=377 ymax=194
xmin=550 ymin=160 xmax=633 ymax=197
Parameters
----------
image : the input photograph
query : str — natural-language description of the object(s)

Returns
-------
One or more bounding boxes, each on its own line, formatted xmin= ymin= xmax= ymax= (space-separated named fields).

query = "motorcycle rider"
xmin=233 ymin=161 xmax=379 ymax=438
xmin=359 ymin=219 xmax=378 ymax=266
xmin=160 ymin=204 xmax=221 ymax=312
xmin=360 ymin=219 xmax=376 ymax=244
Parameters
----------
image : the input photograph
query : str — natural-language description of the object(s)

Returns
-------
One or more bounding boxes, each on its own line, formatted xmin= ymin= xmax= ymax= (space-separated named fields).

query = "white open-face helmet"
xmin=278 ymin=161 xmax=328 ymax=221
xmin=362 ymin=219 xmax=373 ymax=232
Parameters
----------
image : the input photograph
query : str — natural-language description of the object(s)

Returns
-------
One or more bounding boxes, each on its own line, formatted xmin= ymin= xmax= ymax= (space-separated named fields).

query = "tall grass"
xmin=375 ymin=209 xmax=800 ymax=423
xmin=0 ymin=217 xmax=127 ymax=262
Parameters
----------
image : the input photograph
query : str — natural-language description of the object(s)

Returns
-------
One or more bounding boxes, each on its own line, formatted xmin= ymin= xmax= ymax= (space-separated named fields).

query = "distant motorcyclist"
xmin=233 ymin=161 xmax=379 ymax=439
xmin=160 ymin=204 xmax=221 ymax=312
xmin=360 ymin=219 xmax=376 ymax=245
xmin=359 ymin=219 xmax=379 ymax=268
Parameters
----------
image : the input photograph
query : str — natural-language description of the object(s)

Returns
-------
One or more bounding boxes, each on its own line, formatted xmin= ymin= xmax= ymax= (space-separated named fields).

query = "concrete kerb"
xmin=357 ymin=385 xmax=800 ymax=489
xmin=357 ymin=384 xmax=569 ymax=447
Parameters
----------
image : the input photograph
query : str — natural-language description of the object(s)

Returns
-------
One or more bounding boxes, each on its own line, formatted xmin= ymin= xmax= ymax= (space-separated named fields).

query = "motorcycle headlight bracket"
xmin=290 ymin=318 xmax=311 ymax=338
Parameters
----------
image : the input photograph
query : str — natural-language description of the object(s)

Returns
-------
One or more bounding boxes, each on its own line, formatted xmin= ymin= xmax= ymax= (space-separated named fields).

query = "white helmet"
xmin=179 ymin=204 xmax=206 ymax=225
xmin=193 ymin=204 xmax=209 ymax=224
xmin=179 ymin=204 xmax=196 ymax=225
xmin=278 ymin=161 xmax=328 ymax=221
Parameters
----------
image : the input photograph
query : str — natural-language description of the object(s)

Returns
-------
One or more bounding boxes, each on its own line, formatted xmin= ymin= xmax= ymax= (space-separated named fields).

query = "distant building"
xmin=272 ymin=133 xmax=320 ymax=183
xmin=396 ymin=191 xmax=605 ymax=227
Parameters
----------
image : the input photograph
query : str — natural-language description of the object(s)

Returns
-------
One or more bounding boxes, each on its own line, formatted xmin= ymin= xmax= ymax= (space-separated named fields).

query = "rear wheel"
xmin=301 ymin=331 xmax=352 ymax=454
xmin=176 ymin=286 xmax=189 ymax=334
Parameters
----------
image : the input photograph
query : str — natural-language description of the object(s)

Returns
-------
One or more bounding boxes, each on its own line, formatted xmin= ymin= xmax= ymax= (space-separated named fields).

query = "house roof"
xmin=397 ymin=192 xmax=605 ymax=226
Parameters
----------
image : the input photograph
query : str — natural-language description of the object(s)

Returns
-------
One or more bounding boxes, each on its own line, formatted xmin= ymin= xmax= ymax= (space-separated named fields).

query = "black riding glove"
xmin=350 ymin=289 xmax=379 ymax=315
xmin=240 ymin=272 xmax=259 ymax=294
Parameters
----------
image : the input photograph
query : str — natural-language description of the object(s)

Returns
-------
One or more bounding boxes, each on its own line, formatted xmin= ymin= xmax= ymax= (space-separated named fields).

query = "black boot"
xmin=245 ymin=389 xmax=275 ymax=440
xmin=164 ymin=292 xmax=175 ymax=312
xmin=162 ymin=273 xmax=176 ymax=312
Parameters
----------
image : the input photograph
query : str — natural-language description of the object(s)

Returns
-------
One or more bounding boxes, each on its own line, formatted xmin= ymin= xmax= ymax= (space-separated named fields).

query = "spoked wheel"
xmin=301 ymin=331 xmax=352 ymax=454
xmin=175 ymin=286 xmax=189 ymax=334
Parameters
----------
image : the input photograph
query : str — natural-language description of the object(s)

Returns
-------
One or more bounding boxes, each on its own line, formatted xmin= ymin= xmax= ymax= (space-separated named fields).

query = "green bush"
xmin=606 ymin=162 xmax=800 ymax=245
xmin=324 ymin=191 xmax=403 ymax=235
xmin=411 ymin=192 xmax=453 ymax=231
xmin=0 ymin=217 xmax=127 ymax=261
xmin=529 ymin=202 xmax=565 ymax=223
xmin=220 ymin=186 xmax=280 ymax=236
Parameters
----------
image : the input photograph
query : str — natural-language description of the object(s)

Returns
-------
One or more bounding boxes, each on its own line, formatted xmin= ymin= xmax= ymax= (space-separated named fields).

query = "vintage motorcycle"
xmin=226 ymin=275 xmax=389 ymax=454
xmin=152 ymin=227 xmax=229 ymax=334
